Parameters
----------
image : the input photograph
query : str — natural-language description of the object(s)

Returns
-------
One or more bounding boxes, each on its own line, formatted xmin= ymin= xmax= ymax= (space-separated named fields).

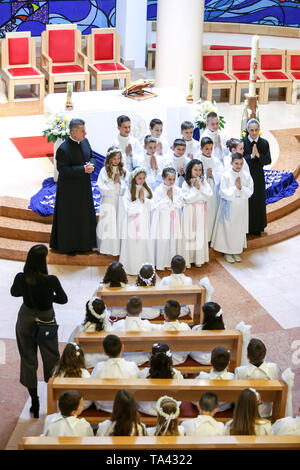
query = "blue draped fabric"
xmin=28 ymin=150 xmax=105 ymax=217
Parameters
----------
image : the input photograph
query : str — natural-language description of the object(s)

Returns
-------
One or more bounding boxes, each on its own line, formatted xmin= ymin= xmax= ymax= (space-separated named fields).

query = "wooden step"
xmin=0 ymin=216 xmax=51 ymax=243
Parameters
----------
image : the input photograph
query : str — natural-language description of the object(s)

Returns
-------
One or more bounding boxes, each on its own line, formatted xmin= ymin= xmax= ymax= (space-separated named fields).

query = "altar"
xmin=44 ymin=87 xmax=196 ymax=155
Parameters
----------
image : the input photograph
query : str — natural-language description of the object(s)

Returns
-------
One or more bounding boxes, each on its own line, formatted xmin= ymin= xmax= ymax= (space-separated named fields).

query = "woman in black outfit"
xmin=10 ymin=244 xmax=67 ymax=418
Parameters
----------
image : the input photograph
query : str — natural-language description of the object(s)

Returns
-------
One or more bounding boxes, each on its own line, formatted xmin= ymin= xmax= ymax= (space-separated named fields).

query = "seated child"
xmin=112 ymin=115 xmax=143 ymax=171
xmin=42 ymin=390 xmax=93 ymax=437
xmin=225 ymin=388 xmax=272 ymax=435
xmin=170 ymin=139 xmax=189 ymax=187
xmin=181 ymin=120 xmax=200 ymax=159
xmin=149 ymin=118 xmax=171 ymax=158
xmin=155 ymin=300 xmax=191 ymax=365
xmin=97 ymin=261 xmax=131 ymax=319
xmin=196 ymin=346 xmax=235 ymax=412
xmin=97 ymin=389 xmax=146 ymax=436
xmin=136 ymin=263 xmax=161 ymax=320
xmin=190 ymin=302 xmax=225 ymax=364
xmin=147 ymin=395 xmax=184 ymax=436
xmin=272 ymin=416 xmax=300 ymax=436
xmin=138 ymin=343 xmax=183 ymax=416
xmin=201 ymin=111 xmax=229 ymax=165
xmin=112 ymin=296 xmax=153 ymax=365
xmin=91 ymin=334 xmax=141 ymax=413
xmin=159 ymin=255 xmax=192 ymax=317
xmin=182 ymin=392 xmax=225 ymax=436
xmin=235 ymin=338 xmax=279 ymax=418
xmin=68 ymin=297 xmax=111 ymax=369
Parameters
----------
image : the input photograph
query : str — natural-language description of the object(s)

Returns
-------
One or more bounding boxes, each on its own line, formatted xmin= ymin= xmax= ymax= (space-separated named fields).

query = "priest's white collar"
xmin=248 ymin=135 xmax=259 ymax=143
xmin=69 ymin=135 xmax=81 ymax=144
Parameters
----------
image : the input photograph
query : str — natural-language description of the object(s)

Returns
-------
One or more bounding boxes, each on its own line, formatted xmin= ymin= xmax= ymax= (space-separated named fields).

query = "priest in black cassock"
xmin=50 ymin=118 xmax=97 ymax=255
xmin=243 ymin=118 xmax=271 ymax=236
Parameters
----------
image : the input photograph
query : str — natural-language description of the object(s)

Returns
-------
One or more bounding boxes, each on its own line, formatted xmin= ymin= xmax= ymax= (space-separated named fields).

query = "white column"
xmin=116 ymin=0 xmax=147 ymax=69
xmin=155 ymin=0 xmax=204 ymax=100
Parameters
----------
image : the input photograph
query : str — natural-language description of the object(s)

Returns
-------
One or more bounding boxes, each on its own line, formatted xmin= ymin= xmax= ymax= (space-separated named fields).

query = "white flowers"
xmin=194 ymin=99 xmax=226 ymax=131
xmin=43 ymin=112 xmax=70 ymax=143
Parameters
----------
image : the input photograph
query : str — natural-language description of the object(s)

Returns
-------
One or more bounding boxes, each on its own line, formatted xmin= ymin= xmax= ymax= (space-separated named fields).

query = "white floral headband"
xmin=153 ymin=344 xmax=172 ymax=357
xmin=138 ymin=263 xmax=156 ymax=286
xmin=156 ymin=396 xmax=180 ymax=420
xmin=106 ymin=147 xmax=122 ymax=158
xmin=249 ymin=388 xmax=260 ymax=401
xmin=69 ymin=342 xmax=81 ymax=357
xmin=130 ymin=166 xmax=147 ymax=184
xmin=216 ymin=308 xmax=223 ymax=317
xmin=88 ymin=296 xmax=107 ymax=320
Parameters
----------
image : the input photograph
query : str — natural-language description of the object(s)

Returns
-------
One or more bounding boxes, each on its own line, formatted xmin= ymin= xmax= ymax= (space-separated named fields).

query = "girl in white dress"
xmin=119 ymin=167 xmax=154 ymax=275
xmin=225 ymin=388 xmax=272 ymax=436
xmin=151 ymin=167 xmax=183 ymax=270
xmin=96 ymin=147 xmax=128 ymax=256
xmin=68 ymin=297 xmax=112 ymax=369
xmin=211 ymin=153 xmax=253 ymax=264
xmin=147 ymin=396 xmax=184 ymax=436
xmin=97 ymin=389 xmax=146 ymax=436
xmin=182 ymin=159 xmax=213 ymax=268
xmin=136 ymin=263 xmax=161 ymax=320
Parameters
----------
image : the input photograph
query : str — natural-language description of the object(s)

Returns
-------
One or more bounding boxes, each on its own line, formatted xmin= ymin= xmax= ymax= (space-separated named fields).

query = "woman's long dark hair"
xmin=23 ymin=244 xmax=48 ymax=285
xmin=102 ymin=262 xmax=128 ymax=287
xmin=110 ymin=389 xmax=145 ymax=436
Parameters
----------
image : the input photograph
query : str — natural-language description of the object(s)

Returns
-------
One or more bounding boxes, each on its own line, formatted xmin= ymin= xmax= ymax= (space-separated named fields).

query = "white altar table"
xmin=44 ymin=87 xmax=196 ymax=155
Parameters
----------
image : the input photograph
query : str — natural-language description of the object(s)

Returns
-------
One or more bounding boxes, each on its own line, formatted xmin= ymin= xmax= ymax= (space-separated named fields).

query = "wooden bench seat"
xmin=98 ymin=285 xmax=206 ymax=326
xmin=75 ymin=330 xmax=243 ymax=374
xmin=19 ymin=435 xmax=300 ymax=450
xmin=47 ymin=378 xmax=287 ymax=425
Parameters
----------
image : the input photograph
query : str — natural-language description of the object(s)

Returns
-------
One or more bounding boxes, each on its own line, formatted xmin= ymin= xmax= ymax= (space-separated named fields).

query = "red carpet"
xmin=10 ymin=136 xmax=54 ymax=159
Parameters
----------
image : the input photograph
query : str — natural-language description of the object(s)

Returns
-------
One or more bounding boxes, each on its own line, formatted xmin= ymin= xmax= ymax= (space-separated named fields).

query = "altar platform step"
xmin=0 ymin=196 xmax=52 ymax=224
xmin=0 ymin=216 xmax=51 ymax=243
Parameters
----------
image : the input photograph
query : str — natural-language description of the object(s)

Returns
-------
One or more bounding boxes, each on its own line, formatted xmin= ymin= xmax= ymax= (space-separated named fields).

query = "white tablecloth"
xmin=44 ymin=87 xmax=196 ymax=155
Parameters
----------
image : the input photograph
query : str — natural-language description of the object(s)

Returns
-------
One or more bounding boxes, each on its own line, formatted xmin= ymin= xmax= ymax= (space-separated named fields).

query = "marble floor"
xmin=0 ymin=81 xmax=300 ymax=449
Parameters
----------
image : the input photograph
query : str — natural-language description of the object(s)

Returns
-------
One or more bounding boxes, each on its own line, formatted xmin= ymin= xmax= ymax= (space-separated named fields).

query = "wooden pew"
xmin=47 ymin=378 xmax=287 ymax=424
xmin=98 ymin=285 xmax=206 ymax=326
xmin=74 ymin=330 xmax=243 ymax=374
xmin=19 ymin=435 xmax=300 ymax=450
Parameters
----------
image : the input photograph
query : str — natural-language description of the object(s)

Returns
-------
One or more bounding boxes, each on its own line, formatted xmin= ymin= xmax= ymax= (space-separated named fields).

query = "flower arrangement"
xmin=194 ymin=99 xmax=225 ymax=130
xmin=42 ymin=112 xmax=70 ymax=143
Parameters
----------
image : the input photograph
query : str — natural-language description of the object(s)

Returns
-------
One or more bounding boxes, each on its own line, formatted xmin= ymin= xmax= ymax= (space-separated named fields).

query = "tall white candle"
xmin=249 ymin=35 xmax=259 ymax=97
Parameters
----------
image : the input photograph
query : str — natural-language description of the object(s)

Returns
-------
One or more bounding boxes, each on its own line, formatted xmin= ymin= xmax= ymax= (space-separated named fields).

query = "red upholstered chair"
xmin=87 ymin=28 xmax=131 ymax=91
xmin=41 ymin=24 xmax=89 ymax=93
xmin=201 ymin=51 xmax=235 ymax=104
xmin=259 ymin=49 xmax=292 ymax=104
xmin=228 ymin=50 xmax=265 ymax=105
xmin=286 ymin=50 xmax=300 ymax=104
xmin=1 ymin=31 xmax=45 ymax=102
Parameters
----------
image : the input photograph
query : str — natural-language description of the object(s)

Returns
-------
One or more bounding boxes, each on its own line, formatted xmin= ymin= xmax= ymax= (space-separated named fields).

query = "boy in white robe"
xmin=91 ymin=334 xmax=141 ymax=412
xmin=42 ymin=391 xmax=93 ymax=437
xmin=182 ymin=392 xmax=225 ymax=436
xmin=112 ymin=296 xmax=153 ymax=365
xmin=196 ymin=346 xmax=234 ymax=412
xmin=169 ymin=139 xmax=190 ymax=187
xmin=272 ymin=416 xmax=300 ymax=435
xmin=235 ymin=338 xmax=279 ymax=418
xmin=201 ymin=111 xmax=229 ymax=165
xmin=149 ymin=118 xmax=171 ymax=160
xmin=159 ymin=254 xmax=192 ymax=317
xmin=112 ymin=115 xmax=144 ymax=171
xmin=211 ymin=153 xmax=253 ymax=264
xmin=141 ymin=135 xmax=166 ymax=190
xmin=154 ymin=300 xmax=191 ymax=365
xmin=151 ymin=168 xmax=183 ymax=270
xmin=181 ymin=120 xmax=200 ymax=159
xmin=200 ymin=136 xmax=223 ymax=242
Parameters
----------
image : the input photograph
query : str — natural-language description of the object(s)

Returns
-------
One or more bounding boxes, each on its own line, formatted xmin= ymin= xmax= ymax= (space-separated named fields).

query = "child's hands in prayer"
xmin=193 ymin=179 xmax=200 ymax=190
xmin=178 ymin=167 xmax=185 ymax=175
xmin=235 ymin=176 xmax=242 ymax=190
xmin=187 ymin=153 xmax=193 ymax=159
xmin=114 ymin=171 xmax=120 ymax=183
xmin=206 ymin=168 xmax=213 ymax=179
xmin=150 ymin=155 xmax=158 ymax=170
xmin=125 ymin=143 xmax=132 ymax=156
xmin=167 ymin=187 xmax=173 ymax=201
xmin=215 ymin=134 xmax=221 ymax=149
xmin=156 ymin=141 xmax=163 ymax=155
xmin=139 ymin=187 xmax=145 ymax=202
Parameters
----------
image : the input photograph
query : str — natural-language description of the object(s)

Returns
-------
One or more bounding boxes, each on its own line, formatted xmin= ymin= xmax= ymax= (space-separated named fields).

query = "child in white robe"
xmin=201 ymin=111 xmax=229 ymax=165
xmin=68 ymin=297 xmax=111 ymax=369
xmin=149 ymin=118 xmax=171 ymax=160
xmin=196 ymin=346 xmax=234 ymax=412
xmin=200 ymin=136 xmax=223 ymax=242
xmin=136 ymin=263 xmax=161 ymax=319
xmin=141 ymin=135 xmax=165 ymax=190
xmin=159 ymin=254 xmax=192 ymax=317
xmin=112 ymin=115 xmax=144 ymax=171
xmin=119 ymin=167 xmax=154 ymax=275
xmin=97 ymin=261 xmax=132 ymax=319
xmin=112 ymin=296 xmax=153 ymax=365
xmin=169 ymin=139 xmax=190 ymax=187
xmin=138 ymin=343 xmax=183 ymax=416
xmin=151 ymin=167 xmax=183 ymax=270
xmin=182 ymin=159 xmax=213 ymax=267
xmin=181 ymin=120 xmax=200 ymax=159
xmin=182 ymin=392 xmax=225 ymax=436
xmin=235 ymin=338 xmax=279 ymax=419
xmin=155 ymin=300 xmax=191 ymax=365
xmin=42 ymin=391 xmax=93 ymax=437
xmin=211 ymin=153 xmax=254 ymax=264
xmin=225 ymin=388 xmax=272 ymax=435
xmin=91 ymin=334 xmax=141 ymax=413
xmin=147 ymin=396 xmax=184 ymax=436
xmin=96 ymin=146 xmax=128 ymax=256
xmin=272 ymin=416 xmax=300 ymax=435
xmin=97 ymin=389 xmax=146 ymax=436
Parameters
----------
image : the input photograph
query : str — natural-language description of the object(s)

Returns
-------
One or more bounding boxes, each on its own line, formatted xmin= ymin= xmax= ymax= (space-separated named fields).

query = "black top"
xmin=10 ymin=273 xmax=68 ymax=311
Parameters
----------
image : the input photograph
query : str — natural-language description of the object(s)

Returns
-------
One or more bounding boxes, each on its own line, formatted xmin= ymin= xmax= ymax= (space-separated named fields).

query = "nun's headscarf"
xmin=246 ymin=118 xmax=260 ymax=131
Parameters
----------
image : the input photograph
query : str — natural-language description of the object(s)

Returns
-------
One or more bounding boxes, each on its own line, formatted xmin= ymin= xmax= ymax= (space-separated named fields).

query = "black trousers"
xmin=15 ymin=304 xmax=60 ymax=389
